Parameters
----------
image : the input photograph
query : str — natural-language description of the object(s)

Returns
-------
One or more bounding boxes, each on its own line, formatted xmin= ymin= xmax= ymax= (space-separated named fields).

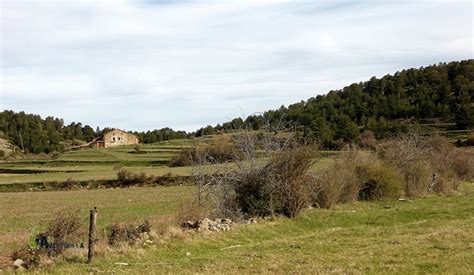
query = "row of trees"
xmin=0 ymin=111 xmax=189 ymax=154
xmin=196 ymin=60 xmax=474 ymax=148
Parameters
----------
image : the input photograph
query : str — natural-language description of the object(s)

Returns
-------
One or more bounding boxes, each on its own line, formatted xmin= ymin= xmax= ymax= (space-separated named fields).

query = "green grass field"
xmin=0 ymin=186 xmax=195 ymax=254
xmin=1 ymin=141 xmax=473 ymax=273
xmin=0 ymin=140 xmax=193 ymax=185
xmin=0 ymin=140 xmax=333 ymax=186
xmin=42 ymin=181 xmax=473 ymax=274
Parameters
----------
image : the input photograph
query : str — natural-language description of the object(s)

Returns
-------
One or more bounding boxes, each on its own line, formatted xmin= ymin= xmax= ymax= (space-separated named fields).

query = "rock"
xmin=13 ymin=259 xmax=24 ymax=269
xmin=185 ymin=252 xmax=191 ymax=256
xmin=198 ymin=218 xmax=211 ymax=231
xmin=184 ymin=218 xmax=235 ymax=232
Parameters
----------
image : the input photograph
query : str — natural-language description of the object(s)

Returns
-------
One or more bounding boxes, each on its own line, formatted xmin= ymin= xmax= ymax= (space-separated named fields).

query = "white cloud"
xmin=1 ymin=0 xmax=472 ymax=131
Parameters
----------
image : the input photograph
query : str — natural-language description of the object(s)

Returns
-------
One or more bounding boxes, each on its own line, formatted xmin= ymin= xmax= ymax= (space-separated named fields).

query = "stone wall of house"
xmin=103 ymin=129 xmax=139 ymax=147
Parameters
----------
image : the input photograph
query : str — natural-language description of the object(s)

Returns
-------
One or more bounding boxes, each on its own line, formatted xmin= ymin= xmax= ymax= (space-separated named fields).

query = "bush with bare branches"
xmin=108 ymin=220 xmax=151 ymax=246
xmin=210 ymin=120 xmax=319 ymax=218
xmin=43 ymin=209 xmax=84 ymax=255
xmin=313 ymin=149 xmax=401 ymax=208
xmin=377 ymin=132 xmax=473 ymax=196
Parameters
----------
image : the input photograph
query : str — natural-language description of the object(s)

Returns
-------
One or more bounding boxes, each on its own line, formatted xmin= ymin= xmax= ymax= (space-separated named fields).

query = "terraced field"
xmin=0 ymin=139 xmax=195 ymax=185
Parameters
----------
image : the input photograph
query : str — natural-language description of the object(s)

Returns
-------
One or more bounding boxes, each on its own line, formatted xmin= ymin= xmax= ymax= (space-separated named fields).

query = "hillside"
xmin=201 ymin=60 xmax=474 ymax=148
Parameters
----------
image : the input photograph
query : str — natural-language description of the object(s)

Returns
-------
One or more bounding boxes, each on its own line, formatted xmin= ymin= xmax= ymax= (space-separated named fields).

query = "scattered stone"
xmin=13 ymin=259 xmax=25 ymax=269
xmin=185 ymin=252 xmax=191 ymax=256
xmin=246 ymin=218 xmax=258 ymax=224
xmin=182 ymin=218 xmax=235 ymax=232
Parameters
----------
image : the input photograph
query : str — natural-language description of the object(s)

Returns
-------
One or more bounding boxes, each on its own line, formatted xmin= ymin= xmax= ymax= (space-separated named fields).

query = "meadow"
xmin=0 ymin=140 xmax=191 ymax=184
xmin=1 ymin=138 xmax=473 ymax=273
xmin=48 ymin=182 xmax=474 ymax=273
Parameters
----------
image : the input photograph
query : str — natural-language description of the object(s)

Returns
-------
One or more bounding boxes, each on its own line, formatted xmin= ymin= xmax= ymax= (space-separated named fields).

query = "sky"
xmin=1 ymin=0 xmax=472 ymax=132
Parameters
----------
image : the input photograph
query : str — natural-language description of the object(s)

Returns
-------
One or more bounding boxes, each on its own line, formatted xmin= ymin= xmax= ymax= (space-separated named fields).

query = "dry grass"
xmin=176 ymin=199 xmax=210 ymax=225
xmin=313 ymin=149 xmax=371 ymax=208
xmin=49 ymin=181 xmax=474 ymax=274
xmin=0 ymin=186 xmax=194 ymax=254
xmin=377 ymin=133 xmax=473 ymax=197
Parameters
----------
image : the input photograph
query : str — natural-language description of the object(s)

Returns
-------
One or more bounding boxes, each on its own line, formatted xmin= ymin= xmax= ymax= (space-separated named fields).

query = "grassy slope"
xmin=0 ymin=141 xmax=191 ymax=185
xmin=0 ymin=141 xmax=333 ymax=185
xmin=49 ymin=182 xmax=474 ymax=274
xmin=0 ymin=186 xmax=194 ymax=254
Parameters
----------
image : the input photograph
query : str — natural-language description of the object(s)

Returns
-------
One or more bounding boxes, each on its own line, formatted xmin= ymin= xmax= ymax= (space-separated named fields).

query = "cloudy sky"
xmin=1 ymin=0 xmax=472 ymax=131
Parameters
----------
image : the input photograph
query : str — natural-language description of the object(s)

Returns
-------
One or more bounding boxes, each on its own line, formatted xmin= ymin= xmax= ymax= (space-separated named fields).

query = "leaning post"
xmin=87 ymin=207 xmax=98 ymax=264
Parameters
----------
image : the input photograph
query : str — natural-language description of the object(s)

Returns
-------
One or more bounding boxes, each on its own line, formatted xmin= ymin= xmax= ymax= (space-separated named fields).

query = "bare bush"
xmin=377 ymin=132 xmax=472 ymax=196
xmin=169 ymin=147 xmax=195 ymax=167
xmin=210 ymin=119 xmax=318 ymax=218
xmin=313 ymin=151 xmax=372 ymax=208
xmin=45 ymin=210 xmax=83 ymax=245
xmin=108 ymin=220 xmax=151 ymax=246
xmin=206 ymin=134 xmax=237 ymax=163
xmin=312 ymin=149 xmax=399 ymax=208
xmin=176 ymin=199 xmax=210 ymax=225
xmin=267 ymin=145 xmax=318 ymax=217
xmin=402 ymin=161 xmax=432 ymax=197
xmin=10 ymin=246 xmax=41 ymax=269
xmin=449 ymin=150 xmax=474 ymax=180
xmin=466 ymin=132 xmax=474 ymax=146
xmin=358 ymin=130 xmax=377 ymax=149
xmin=170 ymin=135 xmax=237 ymax=167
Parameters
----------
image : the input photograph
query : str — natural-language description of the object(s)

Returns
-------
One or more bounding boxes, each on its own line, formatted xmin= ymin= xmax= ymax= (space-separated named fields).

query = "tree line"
xmin=196 ymin=60 xmax=474 ymax=148
xmin=0 ymin=111 xmax=189 ymax=154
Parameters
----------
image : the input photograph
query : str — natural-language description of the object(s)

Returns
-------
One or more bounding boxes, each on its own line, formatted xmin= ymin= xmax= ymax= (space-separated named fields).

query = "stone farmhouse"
xmin=86 ymin=129 xmax=139 ymax=148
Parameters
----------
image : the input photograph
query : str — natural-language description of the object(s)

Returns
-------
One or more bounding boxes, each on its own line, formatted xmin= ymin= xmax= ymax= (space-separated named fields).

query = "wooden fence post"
xmin=87 ymin=207 xmax=97 ymax=264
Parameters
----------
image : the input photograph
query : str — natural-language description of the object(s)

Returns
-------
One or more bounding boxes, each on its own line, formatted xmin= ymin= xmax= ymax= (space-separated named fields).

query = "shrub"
xmin=402 ymin=161 xmax=432 ymax=197
xmin=356 ymin=163 xmax=402 ymax=200
xmin=358 ymin=130 xmax=377 ymax=149
xmin=215 ymin=143 xmax=318 ymax=218
xmin=116 ymin=169 xmax=147 ymax=187
xmin=169 ymin=147 xmax=196 ymax=167
xmin=449 ymin=149 xmax=474 ymax=180
xmin=431 ymin=174 xmax=458 ymax=195
xmin=232 ymin=166 xmax=273 ymax=217
xmin=268 ymin=146 xmax=317 ymax=217
xmin=466 ymin=133 xmax=474 ymax=146
xmin=378 ymin=133 xmax=470 ymax=196
xmin=0 ymin=150 xmax=5 ymax=158
xmin=42 ymin=209 xmax=84 ymax=255
xmin=44 ymin=210 xmax=83 ymax=243
xmin=56 ymin=178 xmax=78 ymax=190
xmin=206 ymin=135 xmax=236 ymax=163
xmin=314 ymin=168 xmax=360 ymax=208
xmin=170 ymin=136 xmax=237 ymax=167
xmin=313 ymin=148 xmax=405 ymax=208
xmin=133 ymin=144 xmax=145 ymax=154
xmin=10 ymin=246 xmax=41 ymax=269
xmin=108 ymin=220 xmax=151 ymax=246
xmin=176 ymin=199 xmax=210 ymax=225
